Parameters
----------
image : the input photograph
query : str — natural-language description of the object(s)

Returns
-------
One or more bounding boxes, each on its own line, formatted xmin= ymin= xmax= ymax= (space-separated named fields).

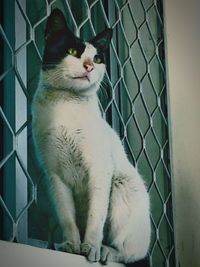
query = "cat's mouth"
xmin=72 ymin=75 xmax=90 ymax=82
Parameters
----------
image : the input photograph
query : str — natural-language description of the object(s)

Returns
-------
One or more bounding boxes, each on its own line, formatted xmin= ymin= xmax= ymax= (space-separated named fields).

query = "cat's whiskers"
xmin=96 ymin=80 xmax=110 ymax=91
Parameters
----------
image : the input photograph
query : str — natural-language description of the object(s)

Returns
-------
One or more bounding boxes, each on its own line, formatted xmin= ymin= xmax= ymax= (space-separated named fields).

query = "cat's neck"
xmin=37 ymin=72 xmax=99 ymax=102
xmin=34 ymin=74 xmax=101 ymax=116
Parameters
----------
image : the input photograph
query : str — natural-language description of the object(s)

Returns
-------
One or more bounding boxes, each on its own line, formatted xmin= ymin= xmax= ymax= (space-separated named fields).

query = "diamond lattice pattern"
xmin=0 ymin=0 xmax=175 ymax=266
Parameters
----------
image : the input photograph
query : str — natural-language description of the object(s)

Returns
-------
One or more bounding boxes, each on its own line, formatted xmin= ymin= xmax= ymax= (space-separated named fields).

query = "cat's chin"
xmin=68 ymin=76 xmax=100 ymax=95
xmin=72 ymin=83 xmax=99 ymax=96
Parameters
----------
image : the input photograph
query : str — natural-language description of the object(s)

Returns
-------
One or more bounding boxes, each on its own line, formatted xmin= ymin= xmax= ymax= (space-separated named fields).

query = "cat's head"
xmin=42 ymin=9 xmax=112 ymax=96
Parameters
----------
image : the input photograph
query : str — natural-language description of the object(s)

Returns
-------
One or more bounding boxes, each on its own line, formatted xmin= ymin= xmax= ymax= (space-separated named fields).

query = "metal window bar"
xmin=0 ymin=0 xmax=175 ymax=266
xmin=0 ymin=0 xmax=29 ymax=244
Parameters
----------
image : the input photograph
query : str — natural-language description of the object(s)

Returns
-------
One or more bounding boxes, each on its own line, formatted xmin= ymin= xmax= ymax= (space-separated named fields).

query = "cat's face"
xmin=42 ymin=9 xmax=112 ymax=95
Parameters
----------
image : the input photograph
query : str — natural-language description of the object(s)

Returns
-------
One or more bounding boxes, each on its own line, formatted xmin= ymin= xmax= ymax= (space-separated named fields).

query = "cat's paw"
xmin=81 ymin=243 xmax=101 ymax=262
xmin=57 ymin=240 xmax=80 ymax=254
xmin=100 ymin=245 xmax=113 ymax=265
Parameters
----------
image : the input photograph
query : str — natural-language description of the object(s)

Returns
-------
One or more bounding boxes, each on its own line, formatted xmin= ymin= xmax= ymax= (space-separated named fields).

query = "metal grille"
xmin=0 ymin=0 xmax=175 ymax=266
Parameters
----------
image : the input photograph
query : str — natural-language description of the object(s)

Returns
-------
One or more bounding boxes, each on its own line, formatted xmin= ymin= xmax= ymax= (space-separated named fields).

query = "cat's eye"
xmin=93 ymin=55 xmax=103 ymax=64
xmin=68 ymin=48 xmax=78 ymax=57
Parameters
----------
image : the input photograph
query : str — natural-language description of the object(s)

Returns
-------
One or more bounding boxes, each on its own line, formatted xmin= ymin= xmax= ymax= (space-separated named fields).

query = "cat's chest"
xmin=33 ymin=95 xmax=112 ymax=187
xmin=50 ymin=125 xmax=88 ymax=188
xmin=35 ymin=97 xmax=100 ymax=132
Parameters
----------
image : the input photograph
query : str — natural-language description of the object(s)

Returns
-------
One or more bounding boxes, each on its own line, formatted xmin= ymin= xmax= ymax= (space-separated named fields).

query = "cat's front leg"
xmin=44 ymin=173 xmax=81 ymax=254
xmin=81 ymin=169 xmax=112 ymax=262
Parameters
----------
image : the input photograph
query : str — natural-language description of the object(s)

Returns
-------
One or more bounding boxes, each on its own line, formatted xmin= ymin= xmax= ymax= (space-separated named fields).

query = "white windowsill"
xmin=0 ymin=240 xmax=125 ymax=267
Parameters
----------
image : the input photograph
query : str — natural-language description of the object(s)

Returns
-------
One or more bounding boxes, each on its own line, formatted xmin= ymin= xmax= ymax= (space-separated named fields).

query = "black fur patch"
xmin=42 ymin=9 xmax=112 ymax=70
xmin=42 ymin=30 xmax=86 ymax=70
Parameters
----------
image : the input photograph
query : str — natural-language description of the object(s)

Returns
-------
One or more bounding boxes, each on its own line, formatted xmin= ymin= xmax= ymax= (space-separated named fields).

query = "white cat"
xmin=32 ymin=9 xmax=151 ymax=264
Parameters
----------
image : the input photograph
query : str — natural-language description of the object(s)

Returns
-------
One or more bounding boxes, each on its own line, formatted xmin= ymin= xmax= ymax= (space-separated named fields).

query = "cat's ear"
xmin=90 ymin=28 xmax=113 ymax=52
xmin=45 ymin=8 xmax=67 ymax=40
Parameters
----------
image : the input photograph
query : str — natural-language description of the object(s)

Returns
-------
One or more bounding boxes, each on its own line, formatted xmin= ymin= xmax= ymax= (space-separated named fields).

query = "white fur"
xmin=32 ymin=42 xmax=151 ymax=264
xmin=42 ymin=43 xmax=104 ymax=94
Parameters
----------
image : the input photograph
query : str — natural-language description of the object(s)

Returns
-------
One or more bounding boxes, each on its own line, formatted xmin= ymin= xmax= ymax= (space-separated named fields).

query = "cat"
xmin=32 ymin=8 xmax=151 ymax=265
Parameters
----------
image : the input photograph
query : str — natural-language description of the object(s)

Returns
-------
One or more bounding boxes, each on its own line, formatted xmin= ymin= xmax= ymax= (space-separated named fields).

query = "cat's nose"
xmin=83 ymin=63 xmax=94 ymax=72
